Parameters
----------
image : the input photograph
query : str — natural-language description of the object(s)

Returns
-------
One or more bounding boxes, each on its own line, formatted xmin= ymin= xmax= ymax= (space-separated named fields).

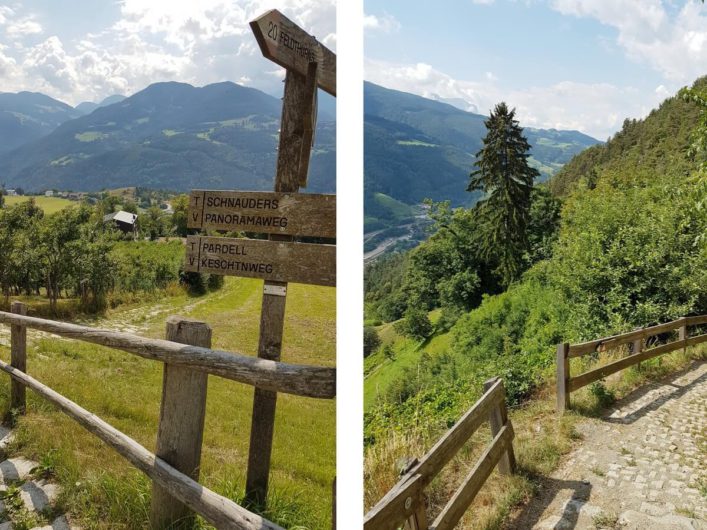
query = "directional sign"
xmin=250 ymin=9 xmax=336 ymax=96
xmin=187 ymin=190 xmax=335 ymax=238
xmin=184 ymin=235 xmax=335 ymax=287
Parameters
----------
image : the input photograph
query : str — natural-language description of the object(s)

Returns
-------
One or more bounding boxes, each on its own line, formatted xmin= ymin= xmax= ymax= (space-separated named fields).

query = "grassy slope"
xmin=364 ymin=310 xmax=450 ymax=411
xmin=0 ymin=277 xmax=335 ymax=529
xmin=3 ymin=195 xmax=74 ymax=214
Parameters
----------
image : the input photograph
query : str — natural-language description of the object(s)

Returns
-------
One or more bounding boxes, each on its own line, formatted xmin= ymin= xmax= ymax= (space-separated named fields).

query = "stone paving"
xmin=509 ymin=361 xmax=707 ymax=529
xmin=0 ymin=427 xmax=78 ymax=529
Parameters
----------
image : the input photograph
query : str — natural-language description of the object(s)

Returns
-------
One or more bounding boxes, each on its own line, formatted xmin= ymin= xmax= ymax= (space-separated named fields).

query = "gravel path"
xmin=508 ymin=360 xmax=707 ymax=529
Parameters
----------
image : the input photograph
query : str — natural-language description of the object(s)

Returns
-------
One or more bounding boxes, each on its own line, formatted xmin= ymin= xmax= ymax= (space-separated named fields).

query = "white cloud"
xmin=365 ymin=58 xmax=666 ymax=139
xmin=363 ymin=12 xmax=401 ymax=33
xmin=472 ymin=0 xmax=496 ymax=4
xmin=551 ymin=0 xmax=707 ymax=83
xmin=5 ymin=18 xmax=42 ymax=37
xmin=0 ymin=0 xmax=335 ymax=105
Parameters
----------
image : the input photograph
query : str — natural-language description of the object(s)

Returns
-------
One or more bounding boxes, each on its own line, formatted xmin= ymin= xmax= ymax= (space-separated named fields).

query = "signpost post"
xmin=182 ymin=8 xmax=336 ymax=513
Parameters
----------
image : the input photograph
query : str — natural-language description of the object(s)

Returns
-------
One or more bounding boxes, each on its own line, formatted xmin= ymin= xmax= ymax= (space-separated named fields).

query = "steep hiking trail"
xmin=508 ymin=360 xmax=707 ymax=530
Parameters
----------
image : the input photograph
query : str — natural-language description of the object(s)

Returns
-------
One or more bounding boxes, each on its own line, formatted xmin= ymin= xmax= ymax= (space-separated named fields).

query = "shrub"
xmin=363 ymin=327 xmax=381 ymax=357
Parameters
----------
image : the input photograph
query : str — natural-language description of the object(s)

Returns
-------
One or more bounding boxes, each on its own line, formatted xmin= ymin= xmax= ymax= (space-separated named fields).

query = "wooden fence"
xmin=0 ymin=301 xmax=336 ymax=529
xmin=364 ymin=377 xmax=516 ymax=530
xmin=557 ymin=314 xmax=707 ymax=412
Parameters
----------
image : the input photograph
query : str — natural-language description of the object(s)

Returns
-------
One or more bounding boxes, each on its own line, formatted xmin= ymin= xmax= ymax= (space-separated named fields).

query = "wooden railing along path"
xmin=364 ymin=377 xmax=516 ymax=530
xmin=557 ymin=314 xmax=707 ymax=412
xmin=0 ymin=301 xmax=336 ymax=529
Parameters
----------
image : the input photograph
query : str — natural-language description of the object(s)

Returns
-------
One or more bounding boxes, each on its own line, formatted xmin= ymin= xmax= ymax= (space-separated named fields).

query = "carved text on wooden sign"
xmin=184 ymin=235 xmax=335 ymax=286
xmin=250 ymin=9 xmax=336 ymax=96
xmin=187 ymin=190 xmax=335 ymax=238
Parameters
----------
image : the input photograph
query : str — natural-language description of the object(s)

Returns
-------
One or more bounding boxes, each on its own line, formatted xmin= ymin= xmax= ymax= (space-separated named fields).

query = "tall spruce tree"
xmin=468 ymin=102 xmax=538 ymax=285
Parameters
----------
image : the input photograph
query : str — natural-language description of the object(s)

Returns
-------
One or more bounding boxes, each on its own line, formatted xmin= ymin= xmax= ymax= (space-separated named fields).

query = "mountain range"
xmin=0 ymin=82 xmax=335 ymax=193
xmin=363 ymin=81 xmax=600 ymax=228
xmin=0 ymin=92 xmax=84 ymax=155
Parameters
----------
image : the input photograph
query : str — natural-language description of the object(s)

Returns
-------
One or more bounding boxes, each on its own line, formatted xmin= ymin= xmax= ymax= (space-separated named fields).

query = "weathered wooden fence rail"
xmin=364 ymin=377 xmax=516 ymax=530
xmin=557 ymin=314 xmax=707 ymax=412
xmin=0 ymin=302 xmax=336 ymax=529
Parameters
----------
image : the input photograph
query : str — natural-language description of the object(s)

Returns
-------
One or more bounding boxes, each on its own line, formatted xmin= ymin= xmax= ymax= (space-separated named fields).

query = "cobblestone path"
xmin=508 ymin=360 xmax=707 ymax=529
xmin=0 ymin=427 xmax=78 ymax=529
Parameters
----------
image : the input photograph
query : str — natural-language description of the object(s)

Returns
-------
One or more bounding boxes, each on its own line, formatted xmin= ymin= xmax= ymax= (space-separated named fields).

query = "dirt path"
xmin=508 ymin=360 xmax=707 ymax=530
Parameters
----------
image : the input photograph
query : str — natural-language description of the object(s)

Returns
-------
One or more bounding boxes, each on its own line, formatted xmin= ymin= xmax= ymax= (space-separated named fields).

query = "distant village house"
xmin=103 ymin=210 xmax=138 ymax=236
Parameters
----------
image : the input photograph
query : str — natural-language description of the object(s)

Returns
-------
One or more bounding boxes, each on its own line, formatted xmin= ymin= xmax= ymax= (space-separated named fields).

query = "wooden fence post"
xmin=632 ymin=328 xmax=643 ymax=370
xmin=10 ymin=301 xmax=27 ymax=416
xmin=483 ymin=377 xmax=516 ymax=475
xmin=556 ymin=343 xmax=570 ymax=413
xmin=679 ymin=318 xmax=687 ymax=351
xmin=150 ymin=317 xmax=211 ymax=528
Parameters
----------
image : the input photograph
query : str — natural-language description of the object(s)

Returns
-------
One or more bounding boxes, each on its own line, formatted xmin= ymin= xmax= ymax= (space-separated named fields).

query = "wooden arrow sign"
xmin=250 ymin=9 xmax=336 ymax=96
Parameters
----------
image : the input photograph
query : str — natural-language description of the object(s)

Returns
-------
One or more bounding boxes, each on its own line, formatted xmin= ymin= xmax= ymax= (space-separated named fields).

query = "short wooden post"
xmin=10 ymin=301 xmax=27 ymax=415
xmin=632 ymin=328 xmax=643 ymax=370
xmin=556 ymin=343 xmax=570 ymax=413
xmin=404 ymin=495 xmax=427 ymax=530
xmin=483 ymin=377 xmax=516 ymax=474
xmin=679 ymin=320 xmax=687 ymax=341
xmin=150 ymin=317 xmax=211 ymax=528
xmin=332 ymin=476 xmax=336 ymax=530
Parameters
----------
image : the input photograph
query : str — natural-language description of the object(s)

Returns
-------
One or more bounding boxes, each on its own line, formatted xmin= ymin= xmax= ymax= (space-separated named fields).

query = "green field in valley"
xmin=3 ymin=195 xmax=75 ymax=214
xmin=0 ymin=276 xmax=335 ymax=529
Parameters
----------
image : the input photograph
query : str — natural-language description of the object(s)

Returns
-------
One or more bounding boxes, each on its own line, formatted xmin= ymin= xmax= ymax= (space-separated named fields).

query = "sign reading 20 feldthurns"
xmin=184 ymin=235 xmax=335 ymax=287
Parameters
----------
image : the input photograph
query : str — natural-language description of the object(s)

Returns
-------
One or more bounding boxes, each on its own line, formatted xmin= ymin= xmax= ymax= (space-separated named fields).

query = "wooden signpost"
xmin=181 ymin=8 xmax=336 ymax=513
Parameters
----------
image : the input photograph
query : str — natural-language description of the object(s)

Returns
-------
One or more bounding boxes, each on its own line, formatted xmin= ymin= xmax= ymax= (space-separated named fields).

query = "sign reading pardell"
xmin=185 ymin=234 xmax=335 ymax=286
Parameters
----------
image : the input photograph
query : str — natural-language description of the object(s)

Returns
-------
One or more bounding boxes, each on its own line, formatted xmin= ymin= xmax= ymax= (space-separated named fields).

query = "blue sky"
xmin=365 ymin=0 xmax=707 ymax=139
xmin=0 ymin=1 xmax=336 ymax=106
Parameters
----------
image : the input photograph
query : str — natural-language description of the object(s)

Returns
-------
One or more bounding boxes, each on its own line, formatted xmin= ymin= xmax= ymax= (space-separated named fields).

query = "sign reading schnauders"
xmin=184 ymin=9 xmax=336 ymax=509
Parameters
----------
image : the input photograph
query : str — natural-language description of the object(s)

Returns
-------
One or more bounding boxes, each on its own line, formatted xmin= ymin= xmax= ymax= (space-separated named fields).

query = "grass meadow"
xmin=0 ymin=276 xmax=335 ymax=529
xmin=3 ymin=195 xmax=75 ymax=214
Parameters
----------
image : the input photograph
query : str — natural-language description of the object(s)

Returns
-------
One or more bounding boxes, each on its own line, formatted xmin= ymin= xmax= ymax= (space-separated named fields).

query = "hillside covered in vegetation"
xmin=364 ymin=76 xmax=707 ymax=445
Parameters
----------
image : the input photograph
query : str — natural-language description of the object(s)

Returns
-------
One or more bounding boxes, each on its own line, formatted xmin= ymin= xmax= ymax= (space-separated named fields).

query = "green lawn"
xmin=3 ymin=195 xmax=75 ymax=214
xmin=0 ymin=277 xmax=335 ymax=529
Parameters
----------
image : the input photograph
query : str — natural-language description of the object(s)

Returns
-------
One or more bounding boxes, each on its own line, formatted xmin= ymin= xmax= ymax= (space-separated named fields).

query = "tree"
xmin=363 ymin=326 xmax=381 ymax=357
xmin=395 ymin=307 xmax=433 ymax=341
xmin=171 ymin=195 xmax=189 ymax=236
xmin=141 ymin=206 xmax=165 ymax=241
xmin=468 ymin=102 xmax=539 ymax=285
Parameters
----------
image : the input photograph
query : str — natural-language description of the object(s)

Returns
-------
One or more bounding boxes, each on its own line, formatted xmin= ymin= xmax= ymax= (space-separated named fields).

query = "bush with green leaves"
xmin=363 ymin=326 xmax=381 ymax=358
xmin=395 ymin=307 xmax=433 ymax=341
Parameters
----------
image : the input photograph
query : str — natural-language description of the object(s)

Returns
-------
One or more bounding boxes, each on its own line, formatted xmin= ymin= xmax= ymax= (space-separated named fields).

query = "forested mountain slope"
xmin=0 ymin=82 xmax=335 ymax=193
xmin=549 ymin=77 xmax=706 ymax=197
xmin=0 ymin=92 xmax=83 ymax=154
